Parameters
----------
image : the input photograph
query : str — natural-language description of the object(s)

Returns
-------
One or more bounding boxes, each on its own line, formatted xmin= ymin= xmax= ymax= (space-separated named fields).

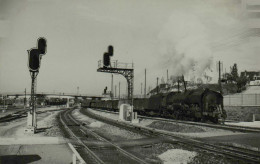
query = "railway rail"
xmin=60 ymin=109 xmax=149 ymax=164
xmin=91 ymin=108 xmax=260 ymax=133
xmin=0 ymin=108 xmax=64 ymax=123
xmin=0 ymin=110 xmax=27 ymax=123
xmin=60 ymin=109 xmax=104 ymax=164
xmin=82 ymin=108 xmax=260 ymax=164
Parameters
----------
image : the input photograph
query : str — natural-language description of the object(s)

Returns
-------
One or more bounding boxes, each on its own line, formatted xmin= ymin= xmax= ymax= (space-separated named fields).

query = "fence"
xmin=224 ymin=94 xmax=260 ymax=106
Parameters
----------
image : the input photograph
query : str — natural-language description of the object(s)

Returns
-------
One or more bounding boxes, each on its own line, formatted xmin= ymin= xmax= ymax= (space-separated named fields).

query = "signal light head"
xmin=108 ymin=45 xmax=113 ymax=56
xmin=38 ymin=37 xmax=47 ymax=55
xmin=103 ymin=52 xmax=110 ymax=66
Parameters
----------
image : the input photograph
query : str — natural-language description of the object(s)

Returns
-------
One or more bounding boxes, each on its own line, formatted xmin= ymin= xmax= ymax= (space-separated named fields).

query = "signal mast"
xmin=25 ymin=37 xmax=47 ymax=134
xmin=97 ymin=45 xmax=134 ymax=107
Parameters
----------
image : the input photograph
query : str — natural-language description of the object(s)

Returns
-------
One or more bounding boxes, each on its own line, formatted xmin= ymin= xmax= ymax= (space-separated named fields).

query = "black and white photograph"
xmin=0 ymin=0 xmax=260 ymax=163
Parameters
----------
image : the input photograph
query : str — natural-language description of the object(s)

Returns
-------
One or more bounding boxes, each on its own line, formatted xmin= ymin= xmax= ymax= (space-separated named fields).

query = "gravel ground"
xmin=0 ymin=108 xmax=67 ymax=144
xmin=86 ymin=108 xmax=243 ymax=138
xmin=225 ymin=121 xmax=260 ymax=128
xmin=13 ymin=111 xmax=65 ymax=137
xmin=127 ymin=142 xmax=232 ymax=164
xmin=38 ymin=111 xmax=65 ymax=137
xmin=72 ymin=109 xmax=145 ymax=141
xmin=158 ymin=149 xmax=197 ymax=164
xmin=148 ymin=121 xmax=205 ymax=133
xmin=88 ymin=108 xmax=119 ymax=120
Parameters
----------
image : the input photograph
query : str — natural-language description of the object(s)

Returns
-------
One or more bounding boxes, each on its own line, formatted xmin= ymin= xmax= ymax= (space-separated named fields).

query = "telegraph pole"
xmin=141 ymin=83 xmax=142 ymax=95
xmin=3 ymin=95 xmax=5 ymax=110
xmin=218 ymin=61 xmax=223 ymax=94
xmin=144 ymin=69 xmax=146 ymax=98
xmin=157 ymin=77 xmax=159 ymax=94
xmin=178 ymin=77 xmax=180 ymax=92
xmin=111 ymin=74 xmax=113 ymax=99
xmin=25 ymin=37 xmax=47 ymax=134
xmin=24 ymin=88 xmax=26 ymax=109
xmin=115 ymin=85 xmax=117 ymax=98
xmin=167 ymin=69 xmax=169 ymax=83
xmin=119 ymin=82 xmax=120 ymax=99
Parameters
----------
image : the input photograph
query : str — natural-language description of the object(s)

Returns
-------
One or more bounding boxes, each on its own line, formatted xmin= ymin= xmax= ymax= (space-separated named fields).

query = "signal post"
xmin=25 ymin=37 xmax=47 ymax=134
xmin=97 ymin=46 xmax=136 ymax=121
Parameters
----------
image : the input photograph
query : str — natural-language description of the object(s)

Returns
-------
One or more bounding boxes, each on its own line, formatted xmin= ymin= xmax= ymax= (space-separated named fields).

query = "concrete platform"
xmin=0 ymin=144 xmax=73 ymax=164
xmin=0 ymin=137 xmax=68 ymax=145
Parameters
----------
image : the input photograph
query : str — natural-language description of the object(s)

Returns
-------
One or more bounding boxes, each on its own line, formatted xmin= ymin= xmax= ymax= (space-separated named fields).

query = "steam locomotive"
xmin=82 ymin=88 xmax=227 ymax=123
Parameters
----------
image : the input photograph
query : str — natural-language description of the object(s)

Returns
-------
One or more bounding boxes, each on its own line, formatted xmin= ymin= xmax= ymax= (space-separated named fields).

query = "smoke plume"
xmin=158 ymin=0 xmax=242 ymax=83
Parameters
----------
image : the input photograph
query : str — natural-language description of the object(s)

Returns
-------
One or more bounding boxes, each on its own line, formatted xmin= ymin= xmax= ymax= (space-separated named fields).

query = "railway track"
xmin=91 ymin=108 xmax=260 ymax=133
xmin=0 ymin=110 xmax=27 ymax=123
xmin=0 ymin=108 xmax=64 ymax=123
xmin=60 ymin=109 xmax=149 ymax=164
xmin=82 ymin=108 xmax=260 ymax=164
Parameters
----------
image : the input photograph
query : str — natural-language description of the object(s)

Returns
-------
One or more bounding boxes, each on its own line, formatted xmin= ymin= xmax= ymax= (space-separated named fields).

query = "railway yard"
xmin=0 ymin=106 xmax=260 ymax=164
xmin=1 ymin=0 xmax=260 ymax=163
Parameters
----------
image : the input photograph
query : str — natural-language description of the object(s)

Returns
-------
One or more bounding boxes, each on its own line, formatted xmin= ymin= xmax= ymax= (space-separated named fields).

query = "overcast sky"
xmin=0 ymin=0 xmax=259 ymax=95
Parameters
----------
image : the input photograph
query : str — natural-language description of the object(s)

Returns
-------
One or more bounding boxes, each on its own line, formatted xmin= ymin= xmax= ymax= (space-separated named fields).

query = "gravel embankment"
xmin=85 ymin=108 xmax=244 ymax=138
xmin=128 ymin=142 xmax=232 ymax=164
xmin=81 ymin=108 xmax=236 ymax=163
xmin=72 ymin=109 xmax=145 ymax=141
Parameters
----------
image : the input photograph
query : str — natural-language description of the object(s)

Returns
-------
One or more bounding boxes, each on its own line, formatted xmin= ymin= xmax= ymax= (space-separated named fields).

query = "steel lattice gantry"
xmin=97 ymin=63 xmax=134 ymax=103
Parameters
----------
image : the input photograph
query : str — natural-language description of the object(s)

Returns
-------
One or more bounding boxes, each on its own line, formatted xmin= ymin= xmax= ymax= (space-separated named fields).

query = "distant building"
xmin=241 ymin=71 xmax=260 ymax=85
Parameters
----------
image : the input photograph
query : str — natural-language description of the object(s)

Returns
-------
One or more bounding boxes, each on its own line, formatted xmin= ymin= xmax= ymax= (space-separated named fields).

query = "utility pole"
xmin=182 ymin=75 xmax=187 ymax=92
xmin=177 ymin=77 xmax=180 ymax=92
xmin=3 ymin=95 xmax=5 ymax=109
xmin=115 ymin=85 xmax=117 ymax=98
xmin=144 ymin=69 xmax=146 ymax=98
xmin=218 ymin=61 xmax=223 ymax=94
xmin=167 ymin=69 xmax=169 ymax=83
xmin=77 ymin=86 xmax=79 ymax=95
xmin=141 ymin=83 xmax=142 ymax=95
xmin=157 ymin=77 xmax=159 ymax=94
xmin=24 ymin=88 xmax=26 ymax=109
xmin=111 ymin=74 xmax=113 ymax=99
xmin=119 ymin=82 xmax=120 ymax=99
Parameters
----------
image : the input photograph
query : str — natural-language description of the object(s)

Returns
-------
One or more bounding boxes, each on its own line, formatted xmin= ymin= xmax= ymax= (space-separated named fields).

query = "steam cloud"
xmin=159 ymin=12 xmax=213 ymax=82
xmin=158 ymin=0 xmax=242 ymax=83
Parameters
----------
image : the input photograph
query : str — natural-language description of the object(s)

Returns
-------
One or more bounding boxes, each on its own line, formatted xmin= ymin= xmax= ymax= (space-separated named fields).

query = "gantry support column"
xmin=97 ymin=67 xmax=134 ymax=104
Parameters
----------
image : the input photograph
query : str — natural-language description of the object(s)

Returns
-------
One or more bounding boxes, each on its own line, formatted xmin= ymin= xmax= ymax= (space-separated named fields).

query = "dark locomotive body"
xmin=82 ymin=88 xmax=226 ymax=123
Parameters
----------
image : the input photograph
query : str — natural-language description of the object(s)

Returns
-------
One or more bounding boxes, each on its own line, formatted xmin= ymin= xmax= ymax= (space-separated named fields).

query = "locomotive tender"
xmin=82 ymin=88 xmax=227 ymax=123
